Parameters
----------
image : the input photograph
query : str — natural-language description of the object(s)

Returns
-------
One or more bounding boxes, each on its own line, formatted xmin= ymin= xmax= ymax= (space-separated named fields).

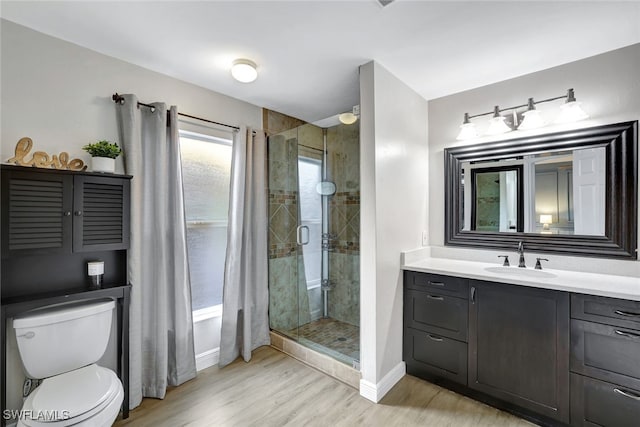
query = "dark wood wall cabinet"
xmin=404 ymin=270 xmax=640 ymax=427
xmin=1 ymin=165 xmax=132 ymax=426
xmin=1 ymin=165 xmax=130 ymax=257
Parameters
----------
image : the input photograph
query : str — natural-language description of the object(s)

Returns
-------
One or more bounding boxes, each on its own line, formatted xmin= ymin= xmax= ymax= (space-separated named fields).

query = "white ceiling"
xmin=2 ymin=1 xmax=639 ymax=123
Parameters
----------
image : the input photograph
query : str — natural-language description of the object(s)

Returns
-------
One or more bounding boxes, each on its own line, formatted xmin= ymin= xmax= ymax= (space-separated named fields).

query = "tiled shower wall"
xmin=327 ymin=123 xmax=360 ymax=327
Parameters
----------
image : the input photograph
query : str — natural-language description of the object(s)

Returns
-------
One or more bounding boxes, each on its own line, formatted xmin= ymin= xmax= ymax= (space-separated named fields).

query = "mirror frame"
xmin=444 ymin=121 xmax=638 ymax=259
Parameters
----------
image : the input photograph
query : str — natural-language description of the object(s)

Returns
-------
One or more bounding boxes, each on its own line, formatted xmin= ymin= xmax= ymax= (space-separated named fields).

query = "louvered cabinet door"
xmin=1 ymin=170 xmax=74 ymax=256
xmin=72 ymin=175 xmax=130 ymax=252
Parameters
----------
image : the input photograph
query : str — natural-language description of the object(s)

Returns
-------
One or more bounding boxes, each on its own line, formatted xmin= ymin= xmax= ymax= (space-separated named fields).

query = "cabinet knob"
xmin=74 ymin=210 xmax=83 ymax=216
xmin=63 ymin=211 xmax=71 ymax=217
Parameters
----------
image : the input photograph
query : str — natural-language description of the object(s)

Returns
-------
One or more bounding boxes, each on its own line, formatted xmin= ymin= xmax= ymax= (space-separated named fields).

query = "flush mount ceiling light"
xmin=339 ymin=105 xmax=360 ymax=125
xmin=231 ymin=59 xmax=258 ymax=83
xmin=339 ymin=112 xmax=358 ymax=125
xmin=456 ymin=88 xmax=588 ymax=140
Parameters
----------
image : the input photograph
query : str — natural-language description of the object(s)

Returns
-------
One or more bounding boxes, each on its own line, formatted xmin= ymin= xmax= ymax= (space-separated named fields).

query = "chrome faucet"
xmin=517 ymin=241 xmax=526 ymax=268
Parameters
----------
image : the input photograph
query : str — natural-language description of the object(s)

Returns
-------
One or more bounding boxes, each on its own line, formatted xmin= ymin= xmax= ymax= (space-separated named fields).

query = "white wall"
xmin=1 ymin=19 xmax=262 ymax=166
xmin=428 ymin=43 xmax=640 ymax=274
xmin=359 ymin=61 xmax=429 ymax=401
xmin=1 ymin=20 xmax=262 ymax=415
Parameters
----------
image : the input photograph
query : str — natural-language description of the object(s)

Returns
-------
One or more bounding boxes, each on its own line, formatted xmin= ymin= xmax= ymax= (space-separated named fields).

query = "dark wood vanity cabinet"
xmin=570 ymin=294 xmax=640 ymax=427
xmin=1 ymin=165 xmax=130 ymax=257
xmin=404 ymin=270 xmax=640 ymax=426
xmin=468 ymin=280 xmax=570 ymax=423
xmin=404 ymin=272 xmax=469 ymax=385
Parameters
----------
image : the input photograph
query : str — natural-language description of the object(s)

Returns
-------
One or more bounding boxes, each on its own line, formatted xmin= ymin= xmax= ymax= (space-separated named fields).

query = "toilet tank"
xmin=13 ymin=299 xmax=115 ymax=379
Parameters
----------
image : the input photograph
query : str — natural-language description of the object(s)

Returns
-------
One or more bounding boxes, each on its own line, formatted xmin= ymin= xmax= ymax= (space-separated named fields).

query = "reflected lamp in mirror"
xmin=539 ymin=214 xmax=553 ymax=234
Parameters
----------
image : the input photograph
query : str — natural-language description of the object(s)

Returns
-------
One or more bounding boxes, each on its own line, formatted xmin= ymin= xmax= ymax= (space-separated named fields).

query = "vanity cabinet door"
xmin=468 ymin=280 xmax=570 ymax=423
xmin=1 ymin=169 xmax=74 ymax=257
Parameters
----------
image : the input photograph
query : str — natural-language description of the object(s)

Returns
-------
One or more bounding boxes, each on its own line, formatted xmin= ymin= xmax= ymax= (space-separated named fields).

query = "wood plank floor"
xmin=114 ymin=346 xmax=533 ymax=427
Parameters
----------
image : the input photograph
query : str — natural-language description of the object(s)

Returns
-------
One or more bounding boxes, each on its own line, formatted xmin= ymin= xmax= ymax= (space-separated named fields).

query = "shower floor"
xmin=285 ymin=318 xmax=359 ymax=366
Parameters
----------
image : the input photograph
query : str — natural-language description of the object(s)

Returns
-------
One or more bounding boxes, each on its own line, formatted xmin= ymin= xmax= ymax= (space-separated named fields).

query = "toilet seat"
xmin=18 ymin=365 xmax=123 ymax=427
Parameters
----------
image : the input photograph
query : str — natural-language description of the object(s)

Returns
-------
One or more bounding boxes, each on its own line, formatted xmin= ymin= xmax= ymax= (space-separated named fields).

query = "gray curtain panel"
xmin=116 ymin=94 xmax=196 ymax=407
xmin=219 ymin=126 xmax=270 ymax=367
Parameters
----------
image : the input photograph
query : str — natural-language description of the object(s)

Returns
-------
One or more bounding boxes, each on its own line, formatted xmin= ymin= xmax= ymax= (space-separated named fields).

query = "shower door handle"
xmin=297 ymin=225 xmax=310 ymax=245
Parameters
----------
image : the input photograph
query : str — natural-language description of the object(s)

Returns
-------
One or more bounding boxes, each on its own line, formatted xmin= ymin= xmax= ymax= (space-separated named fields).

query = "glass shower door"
xmin=267 ymin=127 xmax=315 ymax=340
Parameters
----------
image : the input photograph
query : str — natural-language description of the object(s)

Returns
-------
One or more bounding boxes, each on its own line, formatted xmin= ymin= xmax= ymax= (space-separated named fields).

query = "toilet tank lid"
xmin=13 ymin=299 xmax=115 ymax=329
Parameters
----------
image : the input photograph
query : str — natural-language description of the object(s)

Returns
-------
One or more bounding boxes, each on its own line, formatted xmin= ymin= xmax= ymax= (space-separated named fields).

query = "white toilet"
xmin=13 ymin=299 xmax=124 ymax=427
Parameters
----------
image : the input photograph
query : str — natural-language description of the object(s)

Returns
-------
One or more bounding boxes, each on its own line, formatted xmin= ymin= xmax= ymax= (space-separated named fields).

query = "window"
xmin=179 ymin=130 xmax=232 ymax=313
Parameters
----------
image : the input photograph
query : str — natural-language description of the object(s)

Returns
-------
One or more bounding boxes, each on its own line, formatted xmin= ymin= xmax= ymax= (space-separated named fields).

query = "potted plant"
xmin=82 ymin=140 xmax=122 ymax=173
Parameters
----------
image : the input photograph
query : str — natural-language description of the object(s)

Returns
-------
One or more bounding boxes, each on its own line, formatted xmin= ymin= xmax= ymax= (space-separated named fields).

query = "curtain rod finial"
xmin=112 ymin=93 xmax=125 ymax=105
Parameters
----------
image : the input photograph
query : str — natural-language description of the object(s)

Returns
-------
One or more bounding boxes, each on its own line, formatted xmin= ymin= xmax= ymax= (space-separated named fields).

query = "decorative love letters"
xmin=6 ymin=137 xmax=87 ymax=171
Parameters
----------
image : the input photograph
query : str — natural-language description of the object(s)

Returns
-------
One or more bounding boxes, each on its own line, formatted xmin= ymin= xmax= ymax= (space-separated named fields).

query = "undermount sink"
xmin=484 ymin=266 xmax=557 ymax=279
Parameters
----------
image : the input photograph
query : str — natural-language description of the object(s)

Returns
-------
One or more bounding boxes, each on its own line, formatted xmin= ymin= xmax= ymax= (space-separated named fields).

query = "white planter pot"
xmin=91 ymin=157 xmax=115 ymax=173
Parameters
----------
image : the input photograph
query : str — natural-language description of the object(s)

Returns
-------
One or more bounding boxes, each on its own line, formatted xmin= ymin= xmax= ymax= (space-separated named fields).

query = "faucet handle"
xmin=535 ymin=258 xmax=549 ymax=270
xmin=498 ymin=255 xmax=510 ymax=267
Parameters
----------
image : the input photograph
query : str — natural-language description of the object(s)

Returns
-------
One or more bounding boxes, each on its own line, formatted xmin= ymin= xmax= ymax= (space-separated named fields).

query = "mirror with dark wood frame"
xmin=445 ymin=121 xmax=638 ymax=259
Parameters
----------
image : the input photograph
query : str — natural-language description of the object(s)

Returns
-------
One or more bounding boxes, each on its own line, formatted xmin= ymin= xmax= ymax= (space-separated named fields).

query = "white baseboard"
xmin=196 ymin=348 xmax=219 ymax=371
xmin=359 ymin=361 xmax=406 ymax=403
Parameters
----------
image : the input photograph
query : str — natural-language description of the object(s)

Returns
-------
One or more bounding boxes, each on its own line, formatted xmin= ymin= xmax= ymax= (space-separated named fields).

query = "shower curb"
xmin=269 ymin=331 xmax=361 ymax=389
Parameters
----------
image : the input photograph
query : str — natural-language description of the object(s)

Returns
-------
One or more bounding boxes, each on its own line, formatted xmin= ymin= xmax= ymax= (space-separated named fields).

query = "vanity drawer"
xmin=404 ymin=327 xmax=467 ymax=386
xmin=571 ymin=319 xmax=640 ymax=390
xmin=404 ymin=289 xmax=468 ymax=341
xmin=570 ymin=373 xmax=640 ymax=427
xmin=405 ymin=271 xmax=468 ymax=298
xmin=572 ymin=294 xmax=640 ymax=330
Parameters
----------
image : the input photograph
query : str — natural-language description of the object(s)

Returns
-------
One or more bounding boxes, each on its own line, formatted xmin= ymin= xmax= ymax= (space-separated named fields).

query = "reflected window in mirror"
xmin=467 ymin=165 xmax=523 ymax=232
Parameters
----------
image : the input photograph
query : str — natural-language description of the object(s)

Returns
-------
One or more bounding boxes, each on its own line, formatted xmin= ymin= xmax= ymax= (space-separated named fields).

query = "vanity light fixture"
xmin=456 ymin=88 xmax=588 ymax=140
xmin=231 ymin=59 xmax=258 ymax=83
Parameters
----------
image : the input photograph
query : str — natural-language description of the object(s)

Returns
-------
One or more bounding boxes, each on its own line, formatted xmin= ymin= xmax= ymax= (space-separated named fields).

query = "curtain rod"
xmin=112 ymin=93 xmax=240 ymax=131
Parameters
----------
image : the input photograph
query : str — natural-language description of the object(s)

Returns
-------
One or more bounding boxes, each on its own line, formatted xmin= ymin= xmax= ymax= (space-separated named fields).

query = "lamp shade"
xmin=486 ymin=116 xmax=512 ymax=135
xmin=518 ymin=109 xmax=546 ymax=130
xmin=539 ymin=214 xmax=553 ymax=224
xmin=456 ymin=122 xmax=477 ymax=140
xmin=557 ymin=101 xmax=589 ymax=123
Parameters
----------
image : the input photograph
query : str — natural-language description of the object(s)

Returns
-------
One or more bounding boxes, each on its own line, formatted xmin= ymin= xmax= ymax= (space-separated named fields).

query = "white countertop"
xmin=402 ymin=257 xmax=640 ymax=301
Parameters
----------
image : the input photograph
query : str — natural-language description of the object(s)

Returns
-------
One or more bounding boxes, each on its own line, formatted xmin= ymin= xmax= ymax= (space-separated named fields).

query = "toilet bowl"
xmin=13 ymin=300 xmax=123 ymax=427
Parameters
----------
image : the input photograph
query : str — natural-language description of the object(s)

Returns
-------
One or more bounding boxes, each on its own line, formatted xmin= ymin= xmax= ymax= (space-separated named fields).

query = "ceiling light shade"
xmin=518 ymin=99 xmax=546 ymax=130
xmin=456 ymin=113 xmax=477 ymax=140
xmin=231 ymin=59 xmax=258 ymax=83
xmin=486 ymin=106 xmax=512 ymax=135
xmin=339 ymin=112 xmax=358 ymax=125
